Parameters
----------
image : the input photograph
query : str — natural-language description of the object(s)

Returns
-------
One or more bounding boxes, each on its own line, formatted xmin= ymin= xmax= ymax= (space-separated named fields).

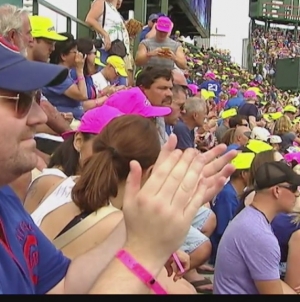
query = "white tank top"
xmin=30 ymin=168 xmax=67 ymax=185
xmin=96 ymin=1 xmax=130 ymax=52
xmin=31 ymin=176 xmax=76 ymax=227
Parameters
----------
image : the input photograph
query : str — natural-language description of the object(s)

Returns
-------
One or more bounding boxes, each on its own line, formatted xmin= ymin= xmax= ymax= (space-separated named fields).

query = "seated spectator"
xmin=225 ymin=88 xmax=244 ymax=110
xmin=214 ymin=161 xmax=300 ymax=294
xmin=215 ymin=108 xmax=237 ymax=143
xmin=42 ymin=33 xmax=88 ymax=120
xmin=93 ymin=54 xmax=128 ymax=94
xmin=210 ymin=152 xmax=254 ymax=265
xmin=173 ymin=97 xmax=207 ymax=150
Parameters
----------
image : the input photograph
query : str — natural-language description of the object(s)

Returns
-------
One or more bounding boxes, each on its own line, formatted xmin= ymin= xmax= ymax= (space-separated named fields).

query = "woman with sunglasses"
xmin=43 ymin=34 xmax=107 ymax=121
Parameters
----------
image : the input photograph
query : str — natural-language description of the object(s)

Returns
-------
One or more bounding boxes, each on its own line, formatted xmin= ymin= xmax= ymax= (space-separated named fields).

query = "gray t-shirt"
xmin=141 ymin=37 xmax=180 ymax=69
xmin=214 ymin=206 xmax=280 ymax=294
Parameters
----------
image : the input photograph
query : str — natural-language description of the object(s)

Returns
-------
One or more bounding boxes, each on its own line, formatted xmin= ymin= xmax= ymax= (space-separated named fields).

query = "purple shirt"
xmin=214 ymin=206 xmax=280 ymax=294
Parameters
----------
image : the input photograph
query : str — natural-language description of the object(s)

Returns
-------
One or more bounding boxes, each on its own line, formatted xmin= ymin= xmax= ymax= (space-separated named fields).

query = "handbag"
xmin=108 ymin=38 xmax=127 ymax=58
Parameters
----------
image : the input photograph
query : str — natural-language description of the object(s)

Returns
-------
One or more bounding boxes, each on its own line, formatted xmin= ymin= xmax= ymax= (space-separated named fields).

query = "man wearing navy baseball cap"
xmin=139 ymin=13 xmax=160 ymax=42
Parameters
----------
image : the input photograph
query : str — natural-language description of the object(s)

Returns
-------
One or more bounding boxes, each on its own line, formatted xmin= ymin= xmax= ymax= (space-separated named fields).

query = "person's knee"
xmin=201 ymin=211 xmax=216 ymax=237
xmin=157 ymin=269 xmax=197 ymax=294
xmin=188 ymin=240 xmax=212 ymax=268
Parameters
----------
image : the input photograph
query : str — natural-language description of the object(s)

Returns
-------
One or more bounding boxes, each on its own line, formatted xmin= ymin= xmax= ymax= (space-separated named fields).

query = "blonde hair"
xmin=274 ymin=115 xmax=292 ymax=135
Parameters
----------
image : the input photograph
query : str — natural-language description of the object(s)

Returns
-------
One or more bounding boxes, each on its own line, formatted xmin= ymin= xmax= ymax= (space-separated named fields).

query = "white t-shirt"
xmin=91 ymin=71 xmax=110 ymax=92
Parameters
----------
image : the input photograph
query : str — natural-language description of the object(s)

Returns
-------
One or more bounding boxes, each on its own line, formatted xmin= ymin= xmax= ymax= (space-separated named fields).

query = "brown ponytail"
xmin=72 ymin=148 xmax=118 ymax=213
xmin=71 ymin=115 xmax=161 ymax=213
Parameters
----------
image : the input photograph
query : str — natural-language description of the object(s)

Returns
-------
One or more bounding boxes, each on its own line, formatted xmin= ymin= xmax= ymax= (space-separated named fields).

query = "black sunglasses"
xmin=277 ymin=184 xmax=299 ymax=194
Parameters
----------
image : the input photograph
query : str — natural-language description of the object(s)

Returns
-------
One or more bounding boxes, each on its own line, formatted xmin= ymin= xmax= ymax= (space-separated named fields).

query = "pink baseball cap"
xmin=244 ymin=90 xmax=257 ymax=99
xmin=229 ymin=88 xmax=238 ymax=96
xmin=204 ymin=72 xmax=216 ymax=80
xmin=187 ymin=84 xmax=198 ymax=96
xmin=284 ymin=152 xmax=300 ymax=164
xmin=61 ymin=105 xmax=124 ymax=140
xmin=156 ymin=16 xmax=173 ymax=33
xmin=105 ymin=87 xmax=171 ymax=117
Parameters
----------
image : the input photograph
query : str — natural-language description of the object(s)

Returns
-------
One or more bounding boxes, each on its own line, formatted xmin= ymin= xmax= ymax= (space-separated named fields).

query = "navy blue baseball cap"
xmin=0 ymin=38 xmax=68 ymax=92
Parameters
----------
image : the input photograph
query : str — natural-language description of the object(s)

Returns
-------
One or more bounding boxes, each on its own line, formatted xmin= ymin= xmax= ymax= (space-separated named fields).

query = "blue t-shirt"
xmin=225 ymin=144 xmax=240 ymax=153
xmin=139 ymin=27 xmax=150 ymax=42
xmin=272 ymin=213 xmax=300 ymax=262
xmin=70 ymin=69 xmax=97 ymax=101
xmin=172 ymin=120 xmax=195 ymax=150
xmin=199 ymin=80 xmax=221 ymax=104
xmin=210 ymin=182 xmax=239 ymax=264
xmin=225 ymin=97 xmax=244 ymax=110
xmin=0 ymin=185 xmax=70 ymax=294
xmin=42 ymin=74 xmax=84 ymax=120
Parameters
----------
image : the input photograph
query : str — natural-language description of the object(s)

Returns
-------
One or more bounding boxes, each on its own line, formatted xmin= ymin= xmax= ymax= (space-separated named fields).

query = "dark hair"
xmin=248 ymin=150 xmax=276 ymax=186
xmin=229 ymin=115 xmax=248 ymax=128
xmin=48 ymin=133 xmax=94 ymax=176
xmin=76 ymin=37 xmax=94 ymax=76
xmin=72 ymin=115 xmax=161 ymax=213
xmin=235 ymin=150 xmax=277 ymax=217
xmin=49 ymin=32 xmax=77 ymax=64
xmin=136 ymin=66 xmax=173 ymax=88
xmin=172 ymin=84 xmax=187 ymax=96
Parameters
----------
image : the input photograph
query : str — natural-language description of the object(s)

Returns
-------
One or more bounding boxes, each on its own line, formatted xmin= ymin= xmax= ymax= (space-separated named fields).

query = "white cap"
xmin=269 ymin=135 xmax=282 ymax=144
xmin=291 ymin=97 xmax=300 ymax=107
xmin=250 ymin=127 xmax=271 ymax=142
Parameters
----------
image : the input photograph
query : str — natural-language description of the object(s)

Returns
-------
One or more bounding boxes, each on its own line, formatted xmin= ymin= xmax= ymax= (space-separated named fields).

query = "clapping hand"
xmin=122 ymin=134 xmax=236 ymax=269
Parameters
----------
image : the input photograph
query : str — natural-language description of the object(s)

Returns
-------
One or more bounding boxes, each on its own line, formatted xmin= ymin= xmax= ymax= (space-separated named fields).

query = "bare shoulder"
xmin=24 ymin=175 xmax=65 ymax=213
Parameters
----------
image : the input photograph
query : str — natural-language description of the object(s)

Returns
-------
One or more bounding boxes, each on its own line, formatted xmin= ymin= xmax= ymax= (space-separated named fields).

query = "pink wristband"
xmin=116 ymin=249 xmax=167 ymax=295
xmin=74 ymin=76 xmax=84 ymax=84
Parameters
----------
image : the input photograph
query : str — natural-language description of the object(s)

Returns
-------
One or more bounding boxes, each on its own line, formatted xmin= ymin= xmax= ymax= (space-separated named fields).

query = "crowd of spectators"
xmin=251 ymin=23 xmax=300 ymax=81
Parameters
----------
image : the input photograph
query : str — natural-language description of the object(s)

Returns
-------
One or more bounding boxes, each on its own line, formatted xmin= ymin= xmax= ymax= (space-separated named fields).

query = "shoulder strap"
xmin=53 ymin=205 xmax=118 ymax=250
xmin=102 ymin=1 xmax=106 ymax=28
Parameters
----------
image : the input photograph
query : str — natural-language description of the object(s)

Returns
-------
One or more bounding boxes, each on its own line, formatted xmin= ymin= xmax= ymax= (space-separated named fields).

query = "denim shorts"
xmin=180 ymin=207 xmax=212 ymax=254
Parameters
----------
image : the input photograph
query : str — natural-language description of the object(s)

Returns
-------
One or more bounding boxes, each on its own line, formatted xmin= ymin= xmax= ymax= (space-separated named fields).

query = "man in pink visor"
xmin=105 ymin=87 xmax=172 ymax=118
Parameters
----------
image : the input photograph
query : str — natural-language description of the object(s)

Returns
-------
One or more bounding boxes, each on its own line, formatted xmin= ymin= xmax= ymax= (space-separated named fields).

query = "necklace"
xmin=250 ymin=204 xmax=270 ymax=224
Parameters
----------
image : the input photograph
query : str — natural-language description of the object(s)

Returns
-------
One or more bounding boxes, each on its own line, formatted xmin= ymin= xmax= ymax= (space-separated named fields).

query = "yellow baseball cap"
xmin=268 ymin=112 xmax=283 ymax=120
xmin=30 ymin=16 xmax=67 ymax=41
xmin=106 ymin=55 xmax=127 ymax=77
xmin=231 ymin=152 xmax=255 ymax=170
xmin=221 ymin=108 xmax=237 ymax=119
xmin=284 ymin=105 xmax=297 ymax=114
xmin=246 ymin=139 xmax=273 ymax=154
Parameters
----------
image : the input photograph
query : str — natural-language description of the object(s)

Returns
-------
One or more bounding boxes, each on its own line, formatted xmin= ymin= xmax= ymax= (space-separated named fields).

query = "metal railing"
xmin=32 ymin=0 xmax=93 ymax=37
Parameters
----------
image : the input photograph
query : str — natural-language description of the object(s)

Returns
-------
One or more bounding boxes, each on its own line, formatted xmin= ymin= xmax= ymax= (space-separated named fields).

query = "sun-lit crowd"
xmin=1 ymin=0 xmax=300 ymax=295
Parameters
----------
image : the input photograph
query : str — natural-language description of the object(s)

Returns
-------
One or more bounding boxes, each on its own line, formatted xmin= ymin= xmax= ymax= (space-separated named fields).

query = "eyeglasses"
xmin=0 ymin=90 xmax=41 ymax=118
xmin=278 ymin=184 xmax=300 ymax=196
